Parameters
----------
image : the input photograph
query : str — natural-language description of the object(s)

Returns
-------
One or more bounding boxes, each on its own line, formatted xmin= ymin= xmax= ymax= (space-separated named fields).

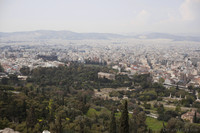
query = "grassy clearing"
xmin=115 ymin=112 xmax=121 ymax=118
xmin=87 ymin=108 xmax=168 ymax=132
xmin=26 ymin=83 xmax=33 ymax=88
xmin=146 ymin=117 xmax=166 ymax=132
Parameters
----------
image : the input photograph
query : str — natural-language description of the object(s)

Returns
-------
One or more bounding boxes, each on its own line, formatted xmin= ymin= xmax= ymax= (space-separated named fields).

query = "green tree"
xmin=135 ymin=112 xmax=147 ymax=133
xmin=9 ymin=74 xmax=18 ymax=83
xmin=20 ymin=66 xmax=30 ymax=76
xmin=157 ymin=104 xmax=165 ymax=115
xmin=159 ymin=78 xmax=165 ymax=84
xmin=148 ymin=128 xmax=153 ymax=133
xmin=131 ymin=107 xmax=147 ymax=133
xmin=109 ymin=111 xmax=116 ymax=133
xmin=50 ymin=122 xmax=56 ymax=133
xmin=166 ymin=118 xmax=184 ymax=133
xmin=26 ymin=106 xmax=37 ymax=131
xmin=48 ymin=99 xmax=56 ymax=123
xmin=188 ymin=85 xmax=193 ymax=92
xmin=0 ymin=63 xmax=4 ymax=72
xmin=55 ymin=115 xmax=63 ymax=133
xmin=0 ymin=117 xmax=10 ymax=129
xmin=1 ymin=77 xmax=8 ymax=85
xmin=120 ymin=100 xmax=129 ymax=133
xmin=175 ymin=105 xmax=181 ymax=114
xmin=131 ymin=107 xmax=139 ymax=133
xmin=193 ymin=111 xmax=197 ymax=123
xmin=144 ymin=102 xmax=151 ymax=109
xmin=184 ymin=123 xmax=200 ymax=133
xmin=176 ymin=84 xmax=179 ymax=90
xmin=73 ymin=115 xmax=92 ymax=133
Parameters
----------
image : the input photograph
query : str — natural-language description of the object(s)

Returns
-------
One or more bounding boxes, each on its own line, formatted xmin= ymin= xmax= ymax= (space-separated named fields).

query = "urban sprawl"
xmin=1 ymin=39 xmax=200 ymax=89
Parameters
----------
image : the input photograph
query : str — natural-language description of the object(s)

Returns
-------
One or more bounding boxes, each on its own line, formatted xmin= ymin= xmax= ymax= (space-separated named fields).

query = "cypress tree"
xmin=193 ymin=111 xmax=197 ymax=123
xmin=0 ymin=63 xmax=4 ymax=72
xmin=22 ymin=100 xmax=27 ymax=120
xmin=176 ymin=84 xmax=179 ymax=90
xmin=110 ymin=111 xmax=116 ymax=133
xmin=120 ymin=100 xmax=129 ymax=133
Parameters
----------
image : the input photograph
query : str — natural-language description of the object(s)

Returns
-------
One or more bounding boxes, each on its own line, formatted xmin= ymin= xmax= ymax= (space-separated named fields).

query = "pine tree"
xmin=109 ymin=111 xmax=116 ymax=133
xmin=120 ymin=100 xmax=129 ymax=133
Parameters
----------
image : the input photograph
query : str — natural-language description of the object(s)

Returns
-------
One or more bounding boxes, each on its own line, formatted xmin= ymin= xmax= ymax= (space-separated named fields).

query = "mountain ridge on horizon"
xmin=0 ymin=30 xmax=200 ymax=42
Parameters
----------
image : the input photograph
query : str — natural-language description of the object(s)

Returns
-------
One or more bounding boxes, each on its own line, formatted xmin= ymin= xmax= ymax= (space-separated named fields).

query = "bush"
xmin=144 ymin=102 xmax=151 ymax=109
xmin=158 ymin=110 xmax=178 ymax=122
xmin=145 ymin=111 xmax=150 ymax=114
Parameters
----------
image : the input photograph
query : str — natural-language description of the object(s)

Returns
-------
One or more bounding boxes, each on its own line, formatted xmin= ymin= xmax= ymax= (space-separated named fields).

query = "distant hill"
xmin=0 ymin=30 xmax=127 ymax=40
xmin=134 ymin=32 xmax=200 ymax=41
xmin=0 ymin=30 xmax=199 ymax=42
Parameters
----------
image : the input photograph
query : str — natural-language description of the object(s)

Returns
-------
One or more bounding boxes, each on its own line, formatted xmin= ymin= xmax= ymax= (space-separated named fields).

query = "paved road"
xmin=163 ymin=104 xmax=197 ymax=111
xmin=146 ymin=113 xmax=158 ymax=119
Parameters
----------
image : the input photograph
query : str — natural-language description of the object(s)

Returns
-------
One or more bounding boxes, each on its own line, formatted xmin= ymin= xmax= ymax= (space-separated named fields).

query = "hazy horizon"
xmin=0 ymin=0 xmax=200 ymax=34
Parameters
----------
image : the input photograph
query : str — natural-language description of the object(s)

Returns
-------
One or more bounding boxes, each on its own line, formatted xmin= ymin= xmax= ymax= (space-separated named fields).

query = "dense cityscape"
xmin=1 ymin=38 xmax=200 ymax=89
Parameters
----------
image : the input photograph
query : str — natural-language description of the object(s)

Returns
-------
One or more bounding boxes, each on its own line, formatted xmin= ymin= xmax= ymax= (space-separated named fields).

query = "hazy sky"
xmin=0 ymin=0 xmax=200 ymax=34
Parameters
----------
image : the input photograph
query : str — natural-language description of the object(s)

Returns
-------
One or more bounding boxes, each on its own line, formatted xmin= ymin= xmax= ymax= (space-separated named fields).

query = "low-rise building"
xmin=181 ymin=110 xmax=200 ymax=123
xmin=98 ymin=72 xmax=115 ymax=80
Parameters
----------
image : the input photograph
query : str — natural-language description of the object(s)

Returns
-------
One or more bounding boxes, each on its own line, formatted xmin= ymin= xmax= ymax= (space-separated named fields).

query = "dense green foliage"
xmin=0 ymin=63 xmax=200 ymax=132
xmin=27 ymin=64 xmax=131 ymax=89
xmin=0 ymin=64 xmax=135 ymax=132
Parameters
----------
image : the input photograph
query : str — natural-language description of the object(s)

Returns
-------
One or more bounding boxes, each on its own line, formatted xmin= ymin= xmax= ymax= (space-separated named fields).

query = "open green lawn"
xmin=25 ymin=83 xmax=33 ymax=88
xmin=87 ymin=108 xmax=170 ymax=132
xmin=146 ymin=117 xmax=166 ymax=132
xmin=115 ymin=112 xmax=121 ymax=118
